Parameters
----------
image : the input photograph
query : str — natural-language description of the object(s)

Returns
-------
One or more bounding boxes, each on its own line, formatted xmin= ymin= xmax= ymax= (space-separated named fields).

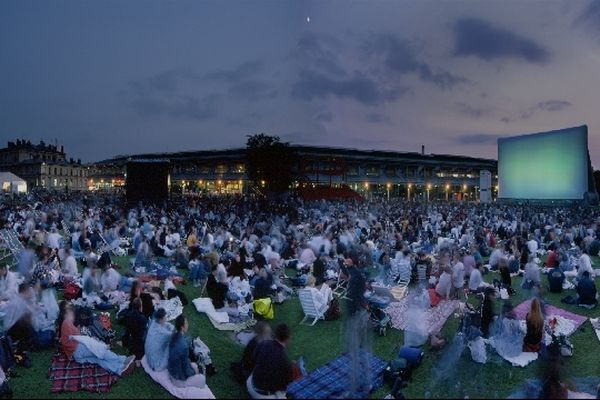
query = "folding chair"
xmin=298 ymin=288 xmax=328 ymax=326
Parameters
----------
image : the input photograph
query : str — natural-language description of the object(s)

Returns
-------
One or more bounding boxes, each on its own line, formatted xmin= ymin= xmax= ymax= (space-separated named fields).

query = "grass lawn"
xmin=7 ymin=256 xmax=600 ymax=399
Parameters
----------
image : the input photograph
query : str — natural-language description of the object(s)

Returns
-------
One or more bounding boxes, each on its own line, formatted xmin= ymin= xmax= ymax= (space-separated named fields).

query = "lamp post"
xmin=463 ymin=184 xmax=467 ymax=201
xmin=364 ymin=182 xmax=369 ymax=199
xmin=386 ymin=183 xmax=391 ymax=201
xmin=445 ymin=184 xmax=450 ymax=201
xmin=426 ymin=183 xmax=431 ymax=202
xmin=407 ymin=183 xmax=412 ymax=201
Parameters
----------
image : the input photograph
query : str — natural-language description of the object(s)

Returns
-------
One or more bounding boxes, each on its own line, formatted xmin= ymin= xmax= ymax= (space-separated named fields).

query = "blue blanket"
xmin=287 ymin=351 xmax=387 ymax=399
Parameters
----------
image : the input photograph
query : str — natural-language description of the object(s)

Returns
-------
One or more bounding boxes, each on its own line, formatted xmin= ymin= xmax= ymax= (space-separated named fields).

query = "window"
xmin=199 ymin=165 xmax=211 ymax=174
xmin=216 ymin=164 xmax=228 ymax=174
xmin=233 ymin=164 xmax=245 ymax=173
xmin=384 ymin=166 xmax=396 ymax=177
xmin=347 ymin=165 xmax=358 ymax=176
xmin=365 ymin=165 xmax=380 ymax=177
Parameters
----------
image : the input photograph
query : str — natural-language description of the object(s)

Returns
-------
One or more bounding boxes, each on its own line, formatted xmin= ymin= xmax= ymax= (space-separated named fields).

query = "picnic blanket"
xmin=512 ymin=300 xmax=587 ymax=331
xmin=590 ymin=318 xmax=600 ymax=342
xmin=386 ymin=295 xmax=460 ymax=334
xmin=141 ymin=356 xmax=215 ymax=399
xmin=48 ymin=353 xmax=119 ymax=393
xmin=287 ymin=351 xmax=387 ymax=399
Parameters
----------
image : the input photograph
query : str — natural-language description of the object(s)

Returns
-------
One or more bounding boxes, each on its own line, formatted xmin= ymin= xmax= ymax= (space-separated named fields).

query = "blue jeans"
xmin=74 ymin=342 xmax=126 ymax=375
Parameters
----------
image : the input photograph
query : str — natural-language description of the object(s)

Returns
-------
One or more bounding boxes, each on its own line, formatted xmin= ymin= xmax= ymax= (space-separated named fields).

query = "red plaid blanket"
xmin=48 ymin=353 xmax=119 ymax=393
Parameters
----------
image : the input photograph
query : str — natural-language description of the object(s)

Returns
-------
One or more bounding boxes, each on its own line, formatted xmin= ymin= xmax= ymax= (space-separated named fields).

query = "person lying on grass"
xmin=59 ymin=304 xmax=135 ymax=376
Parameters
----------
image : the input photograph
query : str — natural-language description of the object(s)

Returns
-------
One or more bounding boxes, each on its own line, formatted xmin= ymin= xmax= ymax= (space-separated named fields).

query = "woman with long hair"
xmin=167 ymin=315 xmax=206 ymax=389
xmin=523 ymin=298 xmax=544 ymax=352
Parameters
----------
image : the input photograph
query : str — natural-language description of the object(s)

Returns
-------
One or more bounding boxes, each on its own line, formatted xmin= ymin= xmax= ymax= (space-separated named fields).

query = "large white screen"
xmin=498 ymin=126 xmax=589 ymax=200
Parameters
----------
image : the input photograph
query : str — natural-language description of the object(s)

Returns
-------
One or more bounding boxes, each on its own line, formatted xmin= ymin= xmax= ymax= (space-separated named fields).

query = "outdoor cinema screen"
xmin=498 ymin=125 xmax=589 ymax=200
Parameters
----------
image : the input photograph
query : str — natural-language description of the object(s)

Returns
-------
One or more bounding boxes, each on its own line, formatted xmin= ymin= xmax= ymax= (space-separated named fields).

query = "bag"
xmin=561 ymin=295 xmax=577 ymax=305
xmin=383 ymin=358 xmax=411 ymax=387
xmin=253 ymin=298 xmax=274 ymax=320
xmin=324 ymin=298 xmax=342 ymax=321
xmin=33 ymin=330 xmax=55 ymax=350
xmin=63 ymin=282 xmax=81 ymax=300
xmin=0 ymin=337 xmax=15 ymax=372
xmin=75 ymin=306 xmax=93 ymax=327
xmin=167 ymin=288 xmax=189 ymax=306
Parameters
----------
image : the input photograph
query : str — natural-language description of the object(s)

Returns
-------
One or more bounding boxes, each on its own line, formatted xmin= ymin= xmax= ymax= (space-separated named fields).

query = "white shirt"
xmin=0 ymin=271 xmax=19 ymax=301
xmin=527 ymin=240 xmax=538 ymax=255
xmin=578 ymin=254 xmax=594 ymax=280
xmin=452 ymin=261 xmax=465 ymax=289
xmin=63 ymin=255 xmax=78 ymax=277
xmin=469 ymin=269 xmax=483 ymax=291
xmin=436 ymin=272 xmax=452 ymax=299
xmin=47 ymin=232 xmax=62 ymax=249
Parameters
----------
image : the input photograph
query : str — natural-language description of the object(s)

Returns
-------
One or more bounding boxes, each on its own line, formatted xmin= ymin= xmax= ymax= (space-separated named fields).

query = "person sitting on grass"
xmin=247 ymin=323 xmax=294 ymax=399
xmin=576 ymin=271 xmax=598 ymax=309
xmin=522 ymin=255 xmax=541 ymax=290
xmin=523 ymin=298 xmax=544 ymax=353
xmin=167 ymin=315 xmax=207 ymax=389
xmin=547 ymin=264 xmax=565 ymax=293
xmin=0 ymin=264 xmax=19 ymax=301
xmin=468 ymin=262 xmax=492 ymax=293
xmin=144 ymin=308 xmax=173 ymax=372
xmin=123 ymin=297 xmax=148 ymax=367
xmin=240 ymin=321 xmax=272 ymax=382
xmin=60 ymin=304 xmax=135 ymax=375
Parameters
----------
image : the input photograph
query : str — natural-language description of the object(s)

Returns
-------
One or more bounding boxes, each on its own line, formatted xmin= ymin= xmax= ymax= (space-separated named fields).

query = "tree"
xmin=246 ymin=134 xmax=295 ymax=193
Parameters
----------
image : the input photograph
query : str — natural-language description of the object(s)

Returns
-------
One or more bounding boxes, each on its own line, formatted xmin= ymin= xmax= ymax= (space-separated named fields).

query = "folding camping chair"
xmin=298 ymin=288 xmax=328 ymax=326
xmin=332 ymin=265 xmax=350 ymax=299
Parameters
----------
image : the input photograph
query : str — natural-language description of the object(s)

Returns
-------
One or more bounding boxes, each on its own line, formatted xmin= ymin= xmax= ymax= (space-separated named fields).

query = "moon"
xmin=306 ymin=17 xmax=310 ymax=23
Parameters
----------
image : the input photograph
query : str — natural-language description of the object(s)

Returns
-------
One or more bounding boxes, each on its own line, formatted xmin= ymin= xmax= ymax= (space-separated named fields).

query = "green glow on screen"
xmin=498 ymin=126 xmax=588 ymax=200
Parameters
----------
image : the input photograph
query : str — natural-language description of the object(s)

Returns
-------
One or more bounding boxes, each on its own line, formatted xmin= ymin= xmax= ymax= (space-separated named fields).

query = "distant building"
xmin=0 ymin=140 xmax=87 ymax=190
xmin=92 ymin=145 xmax=498 ymax=201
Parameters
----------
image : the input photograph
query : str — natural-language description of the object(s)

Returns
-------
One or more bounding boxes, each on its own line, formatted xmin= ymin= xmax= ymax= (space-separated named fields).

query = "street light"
xmin=386 ymin=183 xmax=391 ymax=201
xmin=445 ymin=184 xmax=450 ymax=201
xmin=407 ymin=183 xmax=412 ymax=201
xmin=426 ymin=183 xmax=431 ymax=202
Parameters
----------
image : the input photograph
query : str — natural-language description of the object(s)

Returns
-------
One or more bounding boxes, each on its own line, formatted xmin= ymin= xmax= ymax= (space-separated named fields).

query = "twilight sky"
xmin=1 ymin=0 xmax=600 ymax=166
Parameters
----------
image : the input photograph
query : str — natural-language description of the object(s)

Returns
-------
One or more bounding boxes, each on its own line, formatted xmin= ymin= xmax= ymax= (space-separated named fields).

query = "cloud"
xmin=131 ymin=94 xmax=219 ymax=121
xmin=455 ymin=133 xmax=504 ymax=145
xmin=501 ymin=99 xmax=572 ymax=122
xmin=366 ymin=34 xmax=467 ymax=89
xmin=315 ymin=111 xmax=333 ymax=122
xmin=454 ymin=18 xmax=550 ymax=63
xmin=296 ymin=33 xmax=346 ymax=76
xmin=204 ymin=61 xmax=263 ymax=83
xmin=128 ymin=69 xmax=201 ymax=96
xmin=228 ymin=80 xmax=277 ymax=101
xmin=291 ymin=69 xmax=404 ymax=106
xmin=455 ymin=102 xmax=490 ymax=118
xmin=365 ymin=112 xmax=392 ymax=125
xmin=575 ymin=1 xmax=600 ymax=36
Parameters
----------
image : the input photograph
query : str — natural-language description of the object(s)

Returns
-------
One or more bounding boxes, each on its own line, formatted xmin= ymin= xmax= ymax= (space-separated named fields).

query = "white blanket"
xmin=486 ymin=337 xmax=538 ymax=367
xmin=192 ymin=298 xmax=230 ymax=324
xmin=141 ymin=356 xmax=215 ymax=399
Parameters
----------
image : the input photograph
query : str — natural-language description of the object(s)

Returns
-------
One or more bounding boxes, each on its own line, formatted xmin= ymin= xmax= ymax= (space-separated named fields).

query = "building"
xmin=93 ymin=145 xmax=498 ymax=201
xmin=0 ymin=140 xmax=87 ymax=190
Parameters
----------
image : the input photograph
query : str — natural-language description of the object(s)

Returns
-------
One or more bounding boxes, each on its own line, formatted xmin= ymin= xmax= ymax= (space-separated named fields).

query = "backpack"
xmin=324 ymin=298 xmax=342 ymax=321
xmin=253 ymin=298 xmax=274 ymax=320
xmin=167 ymin=288 xmax=189 ymax=306
xmin=63 ymin=282 xmax=82 ymax=300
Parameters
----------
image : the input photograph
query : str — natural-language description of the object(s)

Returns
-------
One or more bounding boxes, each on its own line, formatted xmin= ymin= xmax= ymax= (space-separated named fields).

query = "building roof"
xmin=0 ymin=171 xmax=26 ymax=183
xmin=94 ymin=144 xmax=497 ymax=167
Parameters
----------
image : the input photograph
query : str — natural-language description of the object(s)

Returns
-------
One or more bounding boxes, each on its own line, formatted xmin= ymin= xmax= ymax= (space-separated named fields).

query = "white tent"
xmin=0 ymin=172 xmax=27 ymax=194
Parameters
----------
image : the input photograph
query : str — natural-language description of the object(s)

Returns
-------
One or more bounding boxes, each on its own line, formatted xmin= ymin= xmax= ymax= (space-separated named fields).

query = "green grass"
xmin=7 ymin=256 xmax=600 ymax=398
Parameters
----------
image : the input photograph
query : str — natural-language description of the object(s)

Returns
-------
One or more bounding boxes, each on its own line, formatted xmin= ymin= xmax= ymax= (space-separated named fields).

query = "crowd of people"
xmin=1 ymin=189 xmax=600 ymax=398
